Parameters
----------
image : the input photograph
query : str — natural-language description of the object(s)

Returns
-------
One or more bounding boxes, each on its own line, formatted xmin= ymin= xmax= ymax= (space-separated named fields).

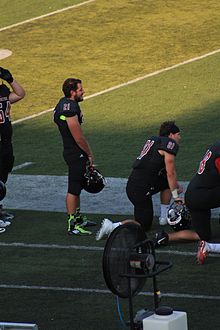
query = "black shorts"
xmin=63 ymin=153 xmax=87 ymax=196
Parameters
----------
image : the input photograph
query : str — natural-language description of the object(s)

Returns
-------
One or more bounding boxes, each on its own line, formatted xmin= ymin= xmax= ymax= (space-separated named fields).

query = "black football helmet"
xmin=0 ymin=181 xmax=6 ymax=201
xmin=83 ymin=163 xmax=105 ymax=194
xmin=167 ymin=201 xmax=191 ymax=231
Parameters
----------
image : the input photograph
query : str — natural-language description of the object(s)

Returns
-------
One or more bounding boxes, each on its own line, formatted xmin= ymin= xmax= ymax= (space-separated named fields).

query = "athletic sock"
xmin=206 ymin=242 xmax=220 ymax=253
xmin=112 ymin=222 xmax=121 ymax=229
xmin=160 ymin=204 xmax=170 ymax=219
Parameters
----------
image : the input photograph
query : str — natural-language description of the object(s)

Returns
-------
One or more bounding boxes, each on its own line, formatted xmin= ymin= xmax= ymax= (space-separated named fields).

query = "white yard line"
xmin=0 ymin=0 xmax=96 ymax=32
xmin=0 ymin=242 xmax=219 ymax=301
xmin=0 ymin=283 xmax=219 ymax=300
xmin=12 ymin=162 xmax=33 ymax=171
xmin=0 ymin=242 xmax=219 ymax=258
xmin=12 ymin=48 xmax=220 ymax=125
xmin=0 ymin=242 xmax=104 ymax=251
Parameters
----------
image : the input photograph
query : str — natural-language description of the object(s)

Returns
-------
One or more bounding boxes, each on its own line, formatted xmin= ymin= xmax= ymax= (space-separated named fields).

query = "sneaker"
xmin=80 ymin=215 xmax=97 ymax=227
xmin=0 ymin=210 xmax=14 ymax=221
xmin=74 ymin=213 xmax=96 ymax=227
xmin=96 ymin=218 xmax=114 ymax=241
xmin=68 ymin=223 xmax=92 ymax=236
xmin=154 ymin=230 xmax=169 ymax=247
xmin=0 ymin=219 xmax=11 ymax=227
xmin=196 ymin=240 xmax=208 ymax=265
xmin=159 ymin=217 xmax=168 ymax=226
xmin=0 ymin=228 xmax=6 ymax=233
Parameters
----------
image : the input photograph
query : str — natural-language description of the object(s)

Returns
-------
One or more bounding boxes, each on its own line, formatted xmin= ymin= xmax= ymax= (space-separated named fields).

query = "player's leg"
xmin=0 ymin=141 xmax=14 ymax=222
xmin=158 ymin=176 xmax=172 ymax=226
xmin=65 ymin=155 xmax=92 ymax=236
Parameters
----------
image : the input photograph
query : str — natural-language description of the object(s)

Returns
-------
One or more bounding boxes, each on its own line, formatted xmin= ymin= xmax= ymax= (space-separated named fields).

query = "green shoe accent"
xmin=76 ymin=207 xmax=81 ymax=214
xmin=81 ymin=215 xmax=97 ymax=227
xmin=67 ymin=214 xmax=75 ymax=231
xmin=74 ymin=212 xmax=97 ymax=227
xmin=74 ymin=224 xmax=92 ymax=235
xmin=74 ymin=215 xmax=83 ymax=225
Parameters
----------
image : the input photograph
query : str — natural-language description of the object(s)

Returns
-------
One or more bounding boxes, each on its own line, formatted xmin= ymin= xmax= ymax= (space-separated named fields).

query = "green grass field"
xmin=1 ymin=211 xmax=220 ymax=329
xmin=13 ymin=51 xmax=220 ymax=179
xmin=1 ymin=0 xmax=219 ymax=179
xmin=1 ymin=1 xmax=220 ymax=329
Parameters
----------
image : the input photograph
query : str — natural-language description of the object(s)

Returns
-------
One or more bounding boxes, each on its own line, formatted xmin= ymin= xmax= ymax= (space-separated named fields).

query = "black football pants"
xmin=126 ymin=180 xmax=154 ymax=232
xmin=185 ymin=187 xmax=220 ymax=241
xmin=0 ymin=141 xmax=14 ymax=184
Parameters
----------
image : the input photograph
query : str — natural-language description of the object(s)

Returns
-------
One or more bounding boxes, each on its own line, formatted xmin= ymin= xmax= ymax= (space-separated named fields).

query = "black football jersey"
xmin=129 ymin=136 xmax=179 ymax=185
xmin=187 ymin=141 xmax=220 ymax=189
xmin=0 ymin=84 xmax=12 ymax=141
xmin=54 ymin=97 xmax=86 ymax=156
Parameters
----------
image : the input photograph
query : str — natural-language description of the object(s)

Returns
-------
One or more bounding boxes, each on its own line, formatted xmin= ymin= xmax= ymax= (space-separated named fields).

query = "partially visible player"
xmin=156 ymin=141 xmax=220 ymax=265
xmin=0 ymin=67 xmax=25 ymax=228
xmin=185 ymin=140 xmax=220 ymax=264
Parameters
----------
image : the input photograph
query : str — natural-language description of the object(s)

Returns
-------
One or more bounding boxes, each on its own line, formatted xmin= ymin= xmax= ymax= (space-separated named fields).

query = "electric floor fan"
xmin=102 ymin=223 xmax=187 ymax=330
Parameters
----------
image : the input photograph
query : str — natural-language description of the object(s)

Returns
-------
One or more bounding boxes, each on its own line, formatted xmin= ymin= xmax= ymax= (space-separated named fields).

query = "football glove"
xmin=0 ymin=67 xmax=14 ymax=83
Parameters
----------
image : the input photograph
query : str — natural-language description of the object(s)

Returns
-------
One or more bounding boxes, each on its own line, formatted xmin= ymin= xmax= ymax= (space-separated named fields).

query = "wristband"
xmin=171 ymin=189 xmax=178 ymax=199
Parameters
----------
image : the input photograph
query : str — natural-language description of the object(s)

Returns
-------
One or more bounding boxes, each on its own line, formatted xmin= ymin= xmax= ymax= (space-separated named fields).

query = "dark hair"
xmin=159 ymin=121 xmax=180 ymax=137
xmin=62 ymin=78 xmax=82 ymax=97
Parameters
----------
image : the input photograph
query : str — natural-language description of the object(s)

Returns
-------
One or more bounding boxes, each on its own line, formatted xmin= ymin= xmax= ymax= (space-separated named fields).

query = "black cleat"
xmin=154 ymin=230 xmax=169 ymax=248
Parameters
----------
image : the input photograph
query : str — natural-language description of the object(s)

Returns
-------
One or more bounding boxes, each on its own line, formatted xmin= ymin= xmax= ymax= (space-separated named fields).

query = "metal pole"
xmin=128 ymin=278 xmax=135 ymax=330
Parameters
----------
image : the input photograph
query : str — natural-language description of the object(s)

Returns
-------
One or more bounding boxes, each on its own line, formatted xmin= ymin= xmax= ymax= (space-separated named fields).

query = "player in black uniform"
xmin=54 ymin=78 xmax=95 ymax=236
xmin=0 ymin=67 xmax=25 ymax=231
xmin=185 ymin=141 xmax=220 ymax=264
xmin=96 ymin=121 xmax=183 ymax=240
xmin=153 ymin=141 xmax=220 ymax=264
xmin=126 ymin=121 xmax=183 ymax=231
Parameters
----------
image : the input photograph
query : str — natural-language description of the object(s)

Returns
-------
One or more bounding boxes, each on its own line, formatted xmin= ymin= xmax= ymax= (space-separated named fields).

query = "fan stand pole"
xmin=128 ymin=278 xmax=135 ymax=330
xmin=153 ymin=275 xmax=160 ymax=310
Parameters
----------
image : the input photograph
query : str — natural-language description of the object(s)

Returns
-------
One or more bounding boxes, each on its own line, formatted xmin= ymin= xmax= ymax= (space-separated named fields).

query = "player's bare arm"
xmin=66 ymin=116 xmax=94 ymax=164
xmin=9 ymin=80 xmax=25 ymax=104
xmin=163 ymin=151 xmax=182 ymax=200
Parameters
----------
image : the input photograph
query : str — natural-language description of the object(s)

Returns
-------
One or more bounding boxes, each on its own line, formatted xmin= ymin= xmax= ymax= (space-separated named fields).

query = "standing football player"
xmin=54 ymin=78 xmax=95 ymax=236
xmin=96 ymin=121 xmax=183 ymax=240
xmin=0 ymin=67 xmax=25 ymax=229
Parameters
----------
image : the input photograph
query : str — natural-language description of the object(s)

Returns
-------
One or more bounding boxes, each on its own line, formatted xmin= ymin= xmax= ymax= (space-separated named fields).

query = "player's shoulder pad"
xmin=159 ymin=136 xmax=179 ymax=155
xmin=55 ymin=97 xmax=79 ymax=118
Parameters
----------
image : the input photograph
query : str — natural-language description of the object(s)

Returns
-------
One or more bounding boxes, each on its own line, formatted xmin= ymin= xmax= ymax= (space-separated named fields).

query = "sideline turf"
xmin=0 ymin=210 xmax=220 ymax=330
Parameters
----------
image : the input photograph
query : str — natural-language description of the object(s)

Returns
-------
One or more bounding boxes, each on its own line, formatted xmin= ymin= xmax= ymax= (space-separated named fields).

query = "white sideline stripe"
xmin=0 ymin=242 xmax=219 ymax=258
xmin=12 ymin=47 xmax=220 ymax=126
xmin=0 ymin=0 xmax=96 ymax=32
xmin=12 ymin=109 xmax=54 ymax=125
xmin=0 ymin=284 xmax=219 ymax=300
xmin=13 ymin=162 xmax=33 ymax=171
xmin=0 ymin=242 xmax=104 ymax=251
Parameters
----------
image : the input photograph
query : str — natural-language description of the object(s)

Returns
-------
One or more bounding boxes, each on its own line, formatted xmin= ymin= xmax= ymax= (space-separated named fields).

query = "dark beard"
xmin=75 ymin=95 xmax=83 ymax=103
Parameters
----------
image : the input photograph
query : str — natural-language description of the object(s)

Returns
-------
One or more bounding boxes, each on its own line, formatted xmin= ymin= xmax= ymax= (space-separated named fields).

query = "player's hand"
xmin=0 ymin=67 xmax=14 ymax=83
xmin=174 ymin=197 xmax=184 ymax=204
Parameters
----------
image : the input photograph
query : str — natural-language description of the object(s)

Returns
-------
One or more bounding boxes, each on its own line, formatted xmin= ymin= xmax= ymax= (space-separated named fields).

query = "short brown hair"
xmin=62 ymin=78 xmax=81 ymax=97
